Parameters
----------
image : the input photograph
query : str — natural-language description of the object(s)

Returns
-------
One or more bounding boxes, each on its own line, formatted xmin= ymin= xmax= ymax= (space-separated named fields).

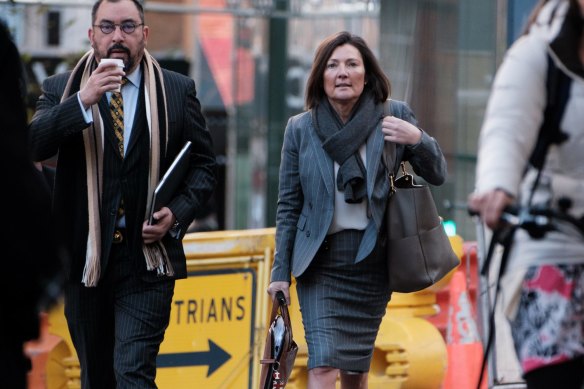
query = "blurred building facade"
xmin=0 ymin=0 xmax=537 ymax=239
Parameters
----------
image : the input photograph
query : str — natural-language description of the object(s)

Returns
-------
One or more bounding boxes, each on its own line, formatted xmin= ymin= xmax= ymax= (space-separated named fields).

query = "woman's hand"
xmin=468 ymin=189 xmax=514 ymax=230
xmin=267 ymin=281 xmax=291 ymax=305
xmin=382 ymin=115 xmax=422 ymax=145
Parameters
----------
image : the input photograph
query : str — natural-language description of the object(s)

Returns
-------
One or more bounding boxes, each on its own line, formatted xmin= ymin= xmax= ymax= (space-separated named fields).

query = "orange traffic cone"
xmin=443 ymin=270 xmax=487 ymax=389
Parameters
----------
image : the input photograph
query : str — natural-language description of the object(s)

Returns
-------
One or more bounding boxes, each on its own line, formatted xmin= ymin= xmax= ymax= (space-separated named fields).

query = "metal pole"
xmin=474 ymin=217 xmax=498 ymax=388
xmin=265 ymin=0 xmax=288 ymax=227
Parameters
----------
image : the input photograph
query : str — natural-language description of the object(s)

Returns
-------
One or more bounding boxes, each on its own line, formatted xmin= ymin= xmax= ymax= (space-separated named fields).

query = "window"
xmin=47 ymin=11 xmax=60 ymax=46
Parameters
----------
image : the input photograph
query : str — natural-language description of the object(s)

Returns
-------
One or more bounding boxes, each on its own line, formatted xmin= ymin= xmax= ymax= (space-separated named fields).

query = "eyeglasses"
xmin=93 ymin=22 xmax=144 ymax=34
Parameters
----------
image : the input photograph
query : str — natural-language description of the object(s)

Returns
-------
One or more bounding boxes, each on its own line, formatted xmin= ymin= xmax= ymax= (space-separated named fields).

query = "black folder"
xmin=148 ymin=141 xmax=192 ymax=225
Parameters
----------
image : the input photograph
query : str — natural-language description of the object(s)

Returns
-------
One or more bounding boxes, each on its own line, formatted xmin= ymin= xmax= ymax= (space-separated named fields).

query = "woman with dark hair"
xmin=469 ymin=0 xmax=584 ymax=388
xmin=267 ymin=31 xmax=447 ymax=388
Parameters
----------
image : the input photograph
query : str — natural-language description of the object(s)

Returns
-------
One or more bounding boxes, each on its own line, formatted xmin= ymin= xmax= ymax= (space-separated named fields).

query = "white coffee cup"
xmin=99 ymin=58 xmax=125 ymax=92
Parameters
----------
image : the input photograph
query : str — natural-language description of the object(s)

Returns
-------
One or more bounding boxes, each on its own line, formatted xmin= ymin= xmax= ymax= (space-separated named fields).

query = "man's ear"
xmin=143 ymin=25 xmax=149 ymax=44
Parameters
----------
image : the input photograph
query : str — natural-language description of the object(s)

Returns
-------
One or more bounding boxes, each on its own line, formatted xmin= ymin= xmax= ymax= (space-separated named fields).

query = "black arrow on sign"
xmin=157 ymin=339 xmax=231 ymax=376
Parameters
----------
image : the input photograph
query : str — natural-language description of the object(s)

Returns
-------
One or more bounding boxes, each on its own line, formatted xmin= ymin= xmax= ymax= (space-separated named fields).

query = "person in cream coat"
xmin=470 ymin=1 xmax=584 ymax=387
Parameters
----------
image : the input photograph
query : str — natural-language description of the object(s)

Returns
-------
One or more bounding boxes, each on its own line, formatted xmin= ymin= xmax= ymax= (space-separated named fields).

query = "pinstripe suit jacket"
xmin=29 ymin=66 xmax=216 ymax=283
xmin=271 ymin=100 xmax=447 ymax=282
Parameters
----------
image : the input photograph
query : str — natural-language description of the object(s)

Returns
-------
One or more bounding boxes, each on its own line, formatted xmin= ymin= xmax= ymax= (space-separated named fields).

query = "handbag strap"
xmin=260 ymin=291 xmax=294 ymax=364
xmin=382 ymin=99 xmax=399 ymax=186
xmin=274 ymin=291 xmax=293 ymax=340
xmin=260 ymin=291 xmax=293 ymax=365
xmin=267 ymin=291 xmax=294 ymax=339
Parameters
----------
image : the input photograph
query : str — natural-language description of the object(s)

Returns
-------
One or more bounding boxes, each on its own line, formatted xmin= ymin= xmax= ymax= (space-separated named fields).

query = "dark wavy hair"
xmin=305 ymin=31 xmax=391 ymax=110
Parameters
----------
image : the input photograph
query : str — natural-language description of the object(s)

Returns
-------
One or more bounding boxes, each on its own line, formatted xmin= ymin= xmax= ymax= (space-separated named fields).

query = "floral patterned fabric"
xmin=510 ymin=264 xmax=584 ymax=374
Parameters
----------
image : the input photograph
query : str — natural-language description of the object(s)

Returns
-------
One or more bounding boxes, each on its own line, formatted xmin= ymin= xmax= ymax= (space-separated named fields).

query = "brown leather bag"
xmin=259 ymin=291 xmax=298 ymax=389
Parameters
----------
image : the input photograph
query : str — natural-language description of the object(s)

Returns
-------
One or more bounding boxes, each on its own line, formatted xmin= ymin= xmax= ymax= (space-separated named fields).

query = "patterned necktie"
xmin=110 ymin=77 xmax=128 ymax=158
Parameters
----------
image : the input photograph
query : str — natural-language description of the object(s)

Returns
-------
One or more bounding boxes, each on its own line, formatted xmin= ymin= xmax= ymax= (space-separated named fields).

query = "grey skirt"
xmin=296 ymin=229 xmax=391 ymax=372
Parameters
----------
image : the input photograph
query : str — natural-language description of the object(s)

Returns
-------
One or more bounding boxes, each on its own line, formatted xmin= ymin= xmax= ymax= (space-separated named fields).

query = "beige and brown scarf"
xmin=61 ymin=49 xmax=174 ymax=287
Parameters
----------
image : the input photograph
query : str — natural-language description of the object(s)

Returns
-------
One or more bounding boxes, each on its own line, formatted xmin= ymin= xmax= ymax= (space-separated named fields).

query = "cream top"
xmin=328 ymin=144 xmax=369 ymax=234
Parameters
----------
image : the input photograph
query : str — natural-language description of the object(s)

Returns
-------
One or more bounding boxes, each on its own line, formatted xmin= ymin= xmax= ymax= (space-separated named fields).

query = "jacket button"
xmin=306 ymin=230 xmax=310 ymax=237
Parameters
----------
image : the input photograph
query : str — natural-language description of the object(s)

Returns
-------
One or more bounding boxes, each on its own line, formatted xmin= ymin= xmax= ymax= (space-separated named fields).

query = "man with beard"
xmin=29 ymin=0 xmax=216 ymax=387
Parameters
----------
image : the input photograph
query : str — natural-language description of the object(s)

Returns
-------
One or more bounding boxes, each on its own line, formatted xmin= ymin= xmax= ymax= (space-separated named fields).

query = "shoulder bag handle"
xmin=272 ymin=291 xmax=293 ymax=340
xmin=382 ymin=99 xmax=398 ymax=187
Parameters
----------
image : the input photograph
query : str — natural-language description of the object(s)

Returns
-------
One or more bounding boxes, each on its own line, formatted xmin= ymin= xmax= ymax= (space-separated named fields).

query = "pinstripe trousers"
xmin=64 ymin=242 xmax=175 ymax=388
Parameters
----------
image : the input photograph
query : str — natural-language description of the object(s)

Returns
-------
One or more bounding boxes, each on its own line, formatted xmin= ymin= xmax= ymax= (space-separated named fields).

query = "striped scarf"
xmin=61 ymin=49 xmax=173 ymax=287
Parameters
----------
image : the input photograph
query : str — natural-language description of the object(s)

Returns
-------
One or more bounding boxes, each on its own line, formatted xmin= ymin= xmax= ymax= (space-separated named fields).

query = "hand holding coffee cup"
xmin=98 ymin=58 xmax=125 ymax=92
xmin=78 ymin=58 xmax=125 ymax=108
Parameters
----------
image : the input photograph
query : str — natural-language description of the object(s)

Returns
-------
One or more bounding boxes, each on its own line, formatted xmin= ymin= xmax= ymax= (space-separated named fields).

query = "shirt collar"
xmin=125 ymin=65 xmax=142 ymax=88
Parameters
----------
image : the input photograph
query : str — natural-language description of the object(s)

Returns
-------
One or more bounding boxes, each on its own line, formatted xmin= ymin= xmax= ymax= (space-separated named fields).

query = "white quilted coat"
xmin=476 ymin=0 xmax=584 ymax=273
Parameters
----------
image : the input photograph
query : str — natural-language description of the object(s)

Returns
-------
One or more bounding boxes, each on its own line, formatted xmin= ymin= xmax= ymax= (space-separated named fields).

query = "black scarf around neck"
xmin=313 ymin=90 xmax=382 ymax=203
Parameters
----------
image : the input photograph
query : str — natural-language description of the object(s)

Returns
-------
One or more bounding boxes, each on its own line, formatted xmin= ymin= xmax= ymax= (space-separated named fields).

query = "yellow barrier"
xmin=43 ymin=228 xmax=458 ymax=388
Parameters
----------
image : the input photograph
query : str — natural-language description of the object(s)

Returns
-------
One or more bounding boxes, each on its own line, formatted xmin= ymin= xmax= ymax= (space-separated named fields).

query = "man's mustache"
xmin=107 ymin=44 xmax=130 ymax=57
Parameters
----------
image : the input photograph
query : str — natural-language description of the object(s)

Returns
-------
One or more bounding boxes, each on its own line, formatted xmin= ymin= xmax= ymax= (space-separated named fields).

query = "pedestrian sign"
xmin=156 ymin=268 xmax=256 ymax=388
